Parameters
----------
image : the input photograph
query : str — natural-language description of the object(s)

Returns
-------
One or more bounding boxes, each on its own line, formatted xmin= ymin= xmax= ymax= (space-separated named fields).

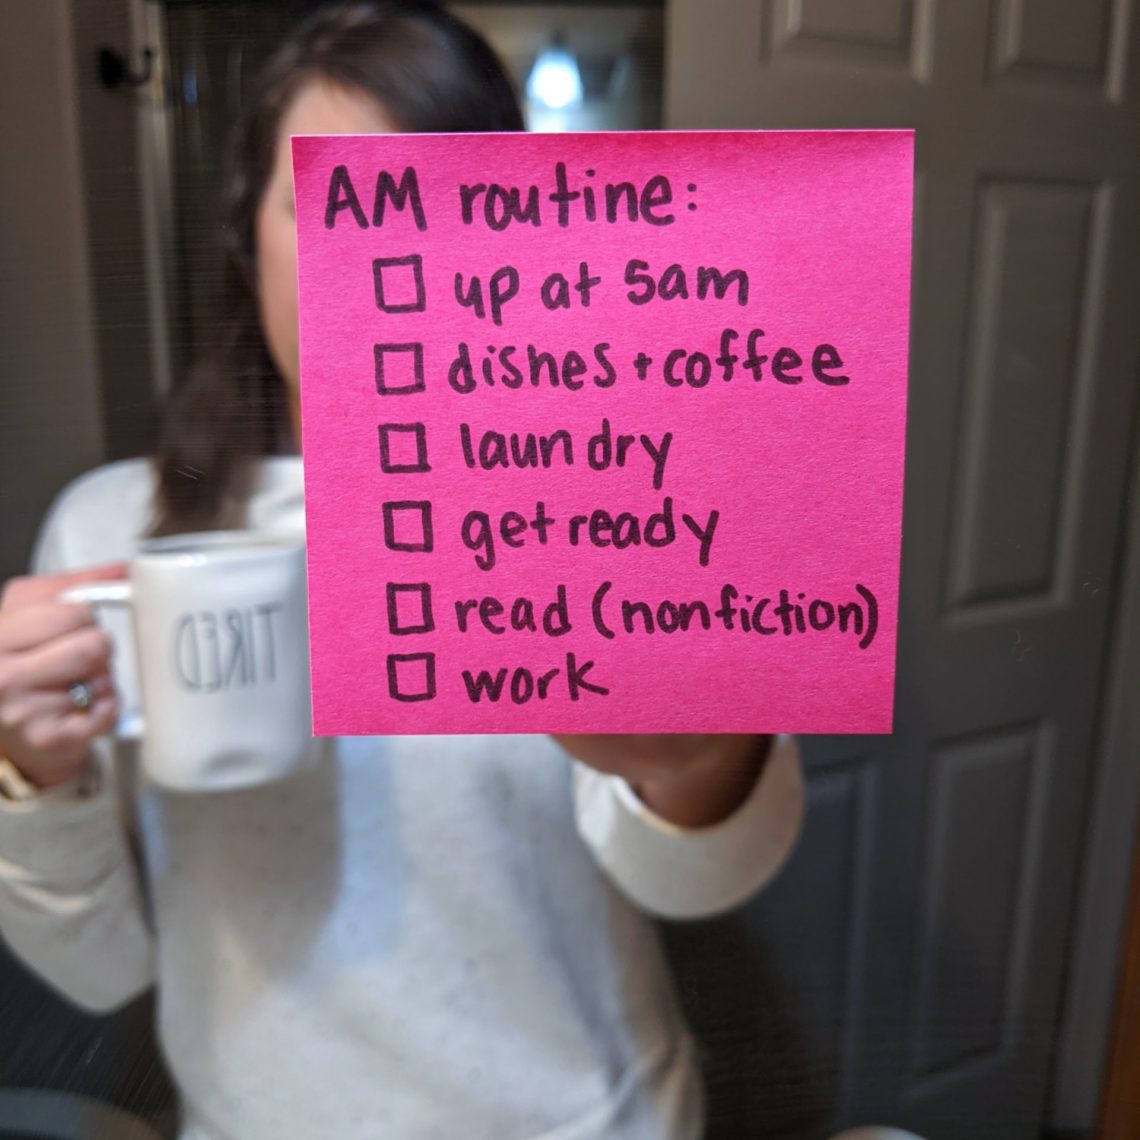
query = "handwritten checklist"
xmin=293 ymin=131 xmax=913 ymax=735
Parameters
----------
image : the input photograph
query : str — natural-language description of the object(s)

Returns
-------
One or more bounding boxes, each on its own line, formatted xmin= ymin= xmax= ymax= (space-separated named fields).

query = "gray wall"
xmin=0 ymin=0 xmax=157 ymax=584
xmin=0 ymin=0 xmax=107 ymax=582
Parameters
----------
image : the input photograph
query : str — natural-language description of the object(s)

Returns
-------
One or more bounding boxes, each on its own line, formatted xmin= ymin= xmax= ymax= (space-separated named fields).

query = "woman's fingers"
xmin=0 ymin=599 xmax=99 ymax=653
xmin=1 ymin=625 xmax=114 ymax=692
xmin=0 ymin=565 xmax=126 ymax=656
xmin=0 ymin=568 xmax=125 ymax=784
xmin=39 ymin=697 xmax=120 ymax=754
xmin=0 ymin=565 xmax=128 ymax=614
xmin=0 ymin=673 xmax=115 ymax=733
xmin=7 ymin=692 xmax=118 ymax=788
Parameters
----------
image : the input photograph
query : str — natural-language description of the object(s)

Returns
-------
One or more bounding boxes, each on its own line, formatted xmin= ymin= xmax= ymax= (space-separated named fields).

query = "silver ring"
xmin=68 ymin=681 xmax=94 ymax=712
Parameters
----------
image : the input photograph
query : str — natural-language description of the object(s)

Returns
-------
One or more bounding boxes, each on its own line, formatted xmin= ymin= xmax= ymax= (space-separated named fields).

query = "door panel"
xmin=945 ymin=179 xmax=1106 ymax=610
xmin=765 ymin=0 xmax=926 ymax=73
xmin=665 ymin=1 xmax=1140 ymax=1134
xmin=989 ymin=0 xmax=1125 ymax=95
xmin=908 ymin=723 xmax=1046 ymax=1082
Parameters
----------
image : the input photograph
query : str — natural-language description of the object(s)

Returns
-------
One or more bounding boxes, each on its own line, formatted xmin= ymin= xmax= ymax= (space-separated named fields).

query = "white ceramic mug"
xmin=64 ymin=532 xmax=314 ymax=792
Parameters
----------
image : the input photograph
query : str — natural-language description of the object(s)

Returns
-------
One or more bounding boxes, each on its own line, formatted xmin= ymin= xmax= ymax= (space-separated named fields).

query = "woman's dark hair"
xmin=150 ymin=1 xmax=523 ymax=534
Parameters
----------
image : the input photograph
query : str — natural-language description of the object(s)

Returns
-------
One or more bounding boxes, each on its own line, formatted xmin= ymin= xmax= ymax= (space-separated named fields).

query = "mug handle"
xmin=61 ymin=582 xmax=133 ymax=606
xmin=60 ymin=582 xmax=143 ymax=739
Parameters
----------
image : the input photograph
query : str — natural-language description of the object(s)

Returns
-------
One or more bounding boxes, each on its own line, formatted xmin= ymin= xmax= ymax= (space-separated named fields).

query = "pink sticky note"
xmin=292 ymin=131 xmax=913 ymax=735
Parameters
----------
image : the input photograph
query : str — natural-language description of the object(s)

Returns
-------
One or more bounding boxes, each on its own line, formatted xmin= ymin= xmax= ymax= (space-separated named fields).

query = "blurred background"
xmin=2 ymin=2 xmax=1139 ymax=1138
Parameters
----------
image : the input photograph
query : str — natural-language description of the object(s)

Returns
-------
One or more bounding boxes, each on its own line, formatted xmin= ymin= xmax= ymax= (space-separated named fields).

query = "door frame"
xmin=1098 ymin=804 xmax=1140 ymax=1138
xmin=1050 ymin=380 xmax=1140 ymax=1133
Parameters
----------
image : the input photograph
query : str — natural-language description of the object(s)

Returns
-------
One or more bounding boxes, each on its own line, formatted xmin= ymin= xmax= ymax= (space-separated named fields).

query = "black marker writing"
xmin=590 ymin=581 xmax=878 ymax=649
xmin=460 ymin=652 xmax=609 ymax=703
xmin=624 ymin=259 xmax=748 ymax=306
xmin=458 ymin=419 xmax=672 ymax=489
xmin=458 ymin=164 xmax=678 ymax=230
xmin=324 ymin=165 xmax=427 ymax=231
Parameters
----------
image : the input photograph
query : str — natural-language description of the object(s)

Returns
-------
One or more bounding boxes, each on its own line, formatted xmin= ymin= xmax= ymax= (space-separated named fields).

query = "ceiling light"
xmin=526 ymin=39 xmax=583 ymax=111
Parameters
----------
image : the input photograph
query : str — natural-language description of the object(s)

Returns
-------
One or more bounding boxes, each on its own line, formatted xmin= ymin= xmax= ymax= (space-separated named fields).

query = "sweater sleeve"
xmin=0 ymin=473 xmax=157 ymax=1012
xmin=572 ymin=735 xmax=805 ymax=920
xmin=0 ymin=759 xmax=157 ymax=1012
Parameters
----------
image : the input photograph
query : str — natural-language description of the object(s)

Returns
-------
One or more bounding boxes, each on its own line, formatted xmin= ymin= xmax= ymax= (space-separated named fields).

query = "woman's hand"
xmin=0 ymin=566 xmax=125 ymax=789
xmin=553 ymin=734 xmax=772 ymax=829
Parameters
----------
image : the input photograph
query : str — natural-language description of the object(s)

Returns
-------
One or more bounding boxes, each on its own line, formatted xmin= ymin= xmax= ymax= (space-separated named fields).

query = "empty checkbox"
xmin=378 ymin=423 xmax=430 ymax=474
xmin=382 ymin=501 xmax=433 ymax=553
xmin=387 ymin=582 xmax=434 ymax=635
xmin=387 ymin=652 xmax=436 ymax=702
xmin=374 ymin=343 xmax=425 ymax=396
xmin=373 ymin=255 xmax=426 ymax=314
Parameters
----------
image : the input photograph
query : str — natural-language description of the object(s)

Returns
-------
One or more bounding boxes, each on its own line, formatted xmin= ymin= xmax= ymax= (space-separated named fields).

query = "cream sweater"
xmin=0 ymin=458 xmax=804 ymax=1140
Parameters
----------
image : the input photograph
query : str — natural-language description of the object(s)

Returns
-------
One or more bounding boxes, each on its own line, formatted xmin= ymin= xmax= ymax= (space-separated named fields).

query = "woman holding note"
xmin=0 ymin=4 xmax=803 ymax=1138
